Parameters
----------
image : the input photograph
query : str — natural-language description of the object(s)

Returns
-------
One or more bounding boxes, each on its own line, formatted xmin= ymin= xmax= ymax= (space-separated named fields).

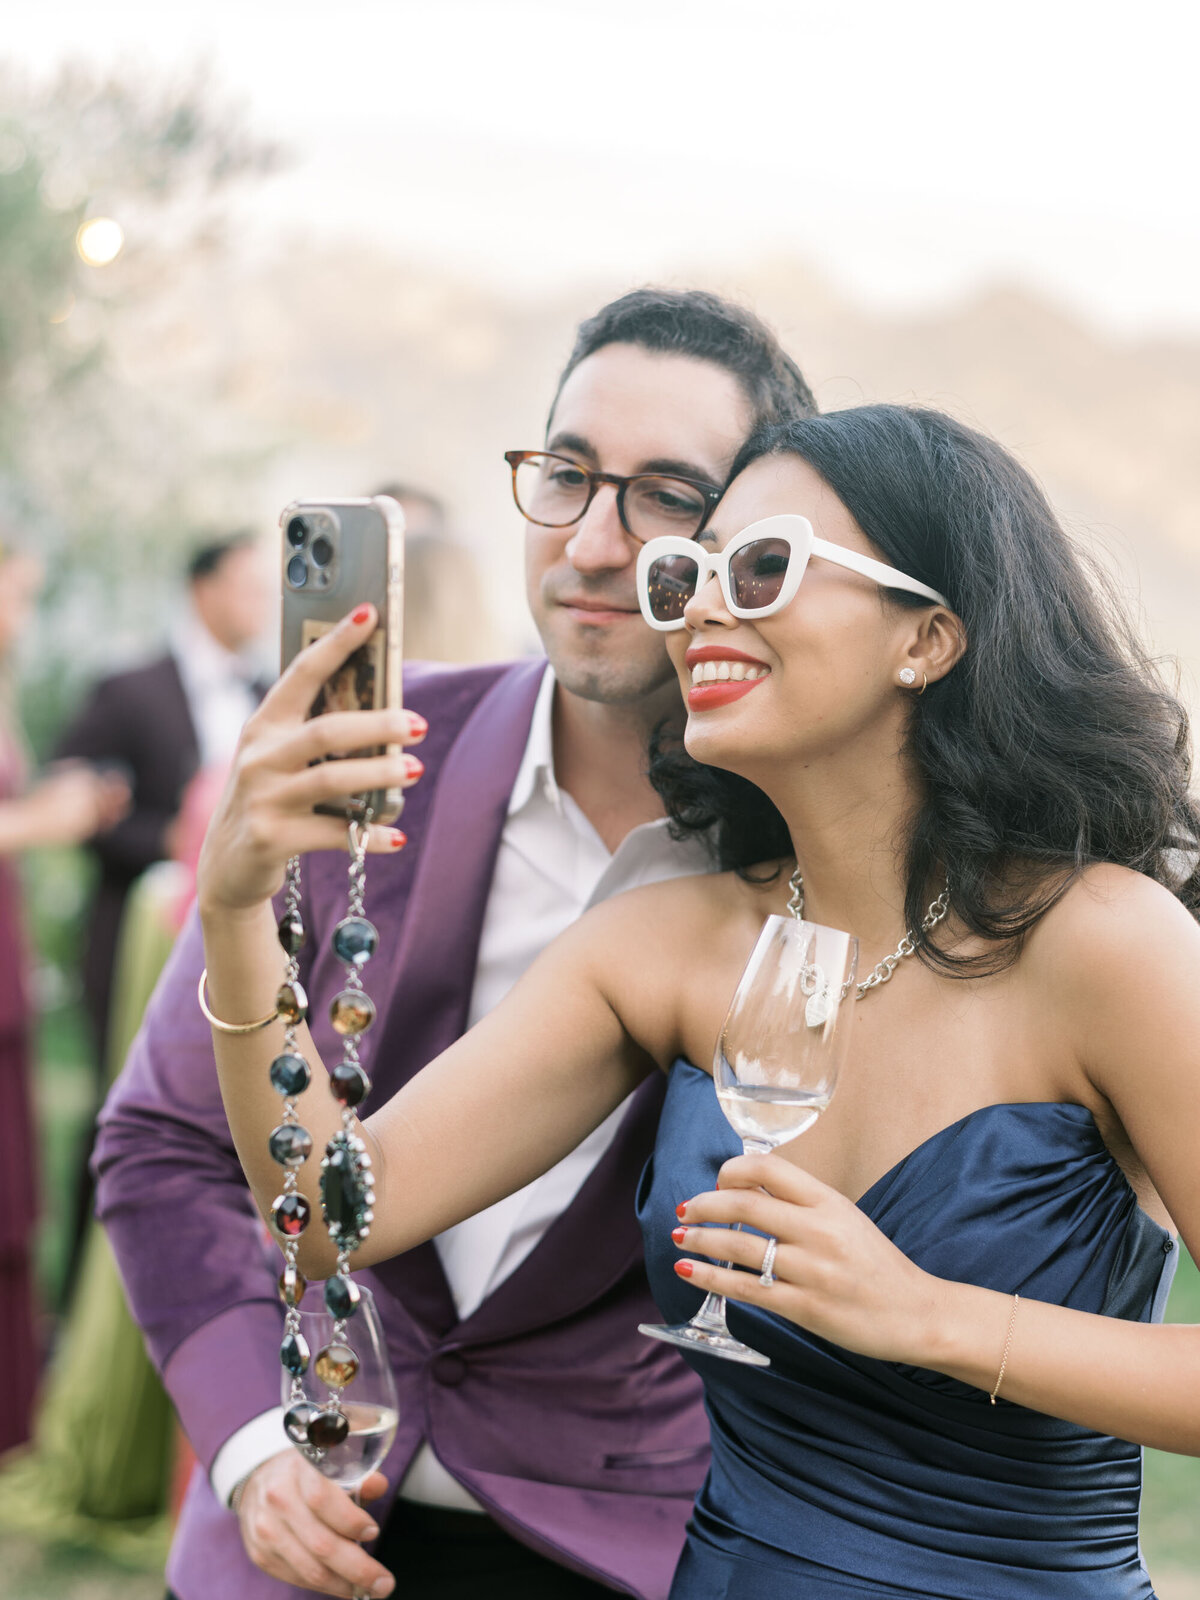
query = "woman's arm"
xmin=198 ymin=606 xmax=666 ymax=1279
xmin=673 ymin=865 xmax=1200 ymax=1455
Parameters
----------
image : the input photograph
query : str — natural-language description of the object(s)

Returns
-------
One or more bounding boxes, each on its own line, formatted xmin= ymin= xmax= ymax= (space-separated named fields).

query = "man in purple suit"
xmin=95 ymin=288 xmax=816 ymax=1600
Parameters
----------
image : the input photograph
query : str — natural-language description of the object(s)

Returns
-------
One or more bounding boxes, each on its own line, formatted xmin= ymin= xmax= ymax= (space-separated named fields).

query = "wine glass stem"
xmin=691 ymin=1138 xmax=772 ymax=1332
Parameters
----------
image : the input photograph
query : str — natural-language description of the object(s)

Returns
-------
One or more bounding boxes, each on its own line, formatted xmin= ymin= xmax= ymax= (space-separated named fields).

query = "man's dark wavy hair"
xmin=648 ymin=404 xmax=1200 ymax=974
xmin=550 ymin=288 xmax=817 ymax=432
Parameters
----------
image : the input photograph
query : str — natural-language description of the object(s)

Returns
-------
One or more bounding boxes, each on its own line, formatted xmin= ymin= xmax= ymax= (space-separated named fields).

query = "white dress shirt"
xmin=211 ymin=665 xmax=711 ymax=1510
xmin=172 ymin=607 xmax=262 ymax=770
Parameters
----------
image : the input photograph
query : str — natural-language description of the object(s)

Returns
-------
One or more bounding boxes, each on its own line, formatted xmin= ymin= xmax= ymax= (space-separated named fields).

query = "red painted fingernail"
xmin=389 ymin=830 xmax=406 ymax=849
xmin=671 ymin=1227 xmax=686 ymax=1245
xmin=408 ymin=712 xmax=428 ymax=736
xmin=351 ymin=604 xmax=372 ymax=626
xmin=675 ymin=1203 xmax=687 ymax=1220
xmin=404 ymin=756 xmax=424 ymax=778
xmin=674 ymin=1260 xmax=694 ymax=1279
xmin=715 ymin=1179 xmax=720 ymax=1190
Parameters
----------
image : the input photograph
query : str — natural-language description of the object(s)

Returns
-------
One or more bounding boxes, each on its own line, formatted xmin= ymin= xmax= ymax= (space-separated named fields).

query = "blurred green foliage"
xmin=0 ymin=63 xmax=284 ymax=1062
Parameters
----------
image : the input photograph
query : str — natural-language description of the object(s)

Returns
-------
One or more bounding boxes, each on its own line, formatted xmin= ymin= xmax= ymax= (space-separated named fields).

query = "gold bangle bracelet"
xmin=198 ymin=968 xmax=279 ymax=1035
xmin=989 ymin=1292 xmax=1020 ymax=1404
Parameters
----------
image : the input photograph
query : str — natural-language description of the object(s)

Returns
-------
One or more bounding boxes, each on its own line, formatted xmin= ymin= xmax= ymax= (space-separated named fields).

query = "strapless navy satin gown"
xmin=637 ymin=1061 xmax=1177 ymax=1599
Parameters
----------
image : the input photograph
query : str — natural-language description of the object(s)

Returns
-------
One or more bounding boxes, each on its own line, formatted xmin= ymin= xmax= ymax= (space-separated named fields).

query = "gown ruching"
xmin=637 ymin=1060 xmax=1176 ymax=1599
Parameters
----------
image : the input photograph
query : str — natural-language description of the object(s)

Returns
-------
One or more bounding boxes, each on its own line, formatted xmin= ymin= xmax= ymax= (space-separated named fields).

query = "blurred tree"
xmin=0 ymin=63 xmax=284 ymax=746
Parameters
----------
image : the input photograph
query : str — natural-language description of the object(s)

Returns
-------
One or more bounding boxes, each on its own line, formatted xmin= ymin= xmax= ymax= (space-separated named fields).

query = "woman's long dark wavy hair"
xmin=648 ymin=405 xmax=1200 ymax=974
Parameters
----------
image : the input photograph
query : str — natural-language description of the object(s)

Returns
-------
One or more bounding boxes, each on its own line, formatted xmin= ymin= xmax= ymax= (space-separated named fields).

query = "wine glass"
xmin=282 ymin=1285 xmax=398 ymax=1599
xmin=640 ymin=915 xmax=858 ymax=1367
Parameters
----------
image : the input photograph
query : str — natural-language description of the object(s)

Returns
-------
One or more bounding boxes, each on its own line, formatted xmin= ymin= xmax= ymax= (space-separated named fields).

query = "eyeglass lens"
xmin=644 ymin=537 xmax=793 ymax=622
xmin=514 ymin=454 xmax=710 ymax=539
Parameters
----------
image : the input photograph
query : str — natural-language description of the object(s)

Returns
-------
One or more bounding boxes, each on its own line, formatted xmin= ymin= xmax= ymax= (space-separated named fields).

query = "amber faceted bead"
xmin=314 ymin=1341 xmax=359 ymax=1389
xmin=329 ymin=1062 xmax=370 ymax=1108
xmin=284 ymin=1401 xmax=320 ymax=1444
xmin=329 ymin=990 xmax=376 ymax=1037
xmin=276 ymin=979 xmax=309 ymax=1025
xmin=278 ymin=1263 xmax=307 ymax=1308
xmin=272 ymin=1192 xmax=311 ymax=1237
xmin=307 ymin=1408 xmax=350 ymax=1449
xmin=277 ymin=911 xmax=306 ymax=956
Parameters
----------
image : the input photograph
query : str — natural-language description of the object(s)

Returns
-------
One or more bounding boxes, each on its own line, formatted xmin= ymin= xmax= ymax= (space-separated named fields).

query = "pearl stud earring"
xmin=898 ymin=668 xmax=917 ymax=686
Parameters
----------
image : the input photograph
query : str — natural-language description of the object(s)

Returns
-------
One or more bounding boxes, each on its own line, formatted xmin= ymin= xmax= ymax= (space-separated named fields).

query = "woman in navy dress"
xmin=201 ymin=404 xmax=1200 ymax=1598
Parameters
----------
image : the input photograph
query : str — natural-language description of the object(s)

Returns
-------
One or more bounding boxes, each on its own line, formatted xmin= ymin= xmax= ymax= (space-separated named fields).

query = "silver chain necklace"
xmin=787 ymin=866 xmax=950 ymax=1001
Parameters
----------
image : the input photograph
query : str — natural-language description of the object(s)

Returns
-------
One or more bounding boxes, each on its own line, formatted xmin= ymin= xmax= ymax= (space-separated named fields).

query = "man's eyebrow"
xmin=545 ymin=430 xmax=596 ymax=462
xmin=639 ymin=457 xmax=721 ymax=487
xmin=545 ymin=433 xmax=720 ymax=488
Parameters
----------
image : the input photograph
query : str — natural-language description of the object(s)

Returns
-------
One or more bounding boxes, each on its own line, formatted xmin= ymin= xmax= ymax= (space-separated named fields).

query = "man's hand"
xmin=237 ymin=1449 xmax=394 ymax=1598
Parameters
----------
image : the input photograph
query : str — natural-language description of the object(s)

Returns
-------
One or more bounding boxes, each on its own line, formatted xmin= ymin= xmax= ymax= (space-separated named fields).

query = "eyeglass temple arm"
xmin=809 ymin=535 xmax=949 ymax=608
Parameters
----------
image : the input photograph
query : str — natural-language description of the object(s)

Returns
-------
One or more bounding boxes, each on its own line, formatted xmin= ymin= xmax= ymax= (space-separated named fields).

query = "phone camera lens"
xmin=286 ymin=516 xmax=308 ymax=548
xmin=286 ymin=554 xmax=308 ymax=588
xmin=310 ymin=534 xmax=334 ymax=567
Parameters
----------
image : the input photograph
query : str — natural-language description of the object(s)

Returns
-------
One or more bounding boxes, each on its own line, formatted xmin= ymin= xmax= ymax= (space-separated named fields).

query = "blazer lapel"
xmin=452 ymin=1073 xmax=666 ymax=1347
xmin=369 ymin=658 xmax=546 ymax=1332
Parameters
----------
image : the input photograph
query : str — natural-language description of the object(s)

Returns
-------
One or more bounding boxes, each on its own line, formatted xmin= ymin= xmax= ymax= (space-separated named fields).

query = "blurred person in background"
xmin=372 ymin=481 xmax=503 ymax=663
xmin=0 ymin=540 xmax=129 ymax=1456
xmin=96 ymin=288 xmax=817 ymax=1600
xmin=56 ymin=532 xmax=274 ymax=1072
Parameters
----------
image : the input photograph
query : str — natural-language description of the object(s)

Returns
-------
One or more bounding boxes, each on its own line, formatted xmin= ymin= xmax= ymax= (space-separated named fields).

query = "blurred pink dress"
xmin=0 ymin=736 xmax=36 ymax=1453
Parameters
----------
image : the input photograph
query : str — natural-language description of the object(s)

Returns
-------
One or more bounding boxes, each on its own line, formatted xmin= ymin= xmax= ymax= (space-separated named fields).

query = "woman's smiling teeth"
xmin=690 ymin=660 xmax=770 ymax=685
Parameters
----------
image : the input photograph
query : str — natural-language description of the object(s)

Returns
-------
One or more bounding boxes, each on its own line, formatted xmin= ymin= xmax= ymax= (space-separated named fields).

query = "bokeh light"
xmin=75 ymin=216 xmax=124 ymax=266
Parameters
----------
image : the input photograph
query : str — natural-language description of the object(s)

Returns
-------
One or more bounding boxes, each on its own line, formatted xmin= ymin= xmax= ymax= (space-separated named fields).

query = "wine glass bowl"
xmin=640 ymin=915 xmax=858 ymax=1366
xmin=282 ymin=1284 xmax=399 ymax=1493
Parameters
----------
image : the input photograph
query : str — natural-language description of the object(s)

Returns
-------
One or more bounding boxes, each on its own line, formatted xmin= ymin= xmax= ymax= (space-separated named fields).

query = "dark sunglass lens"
xmin=624 ymin=476 xmax=708 ymax=539
xmin=513 ymin=454 xmax=590 ymax=526
xmin=730 ymin=538 xmax=790 ymax=610
xmin=645 ymin=553 xmax=699 ymax=622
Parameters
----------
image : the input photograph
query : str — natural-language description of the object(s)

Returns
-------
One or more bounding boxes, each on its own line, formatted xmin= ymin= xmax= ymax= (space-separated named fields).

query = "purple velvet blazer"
xmin=94 ymin=658 xmax=708 ymax=1600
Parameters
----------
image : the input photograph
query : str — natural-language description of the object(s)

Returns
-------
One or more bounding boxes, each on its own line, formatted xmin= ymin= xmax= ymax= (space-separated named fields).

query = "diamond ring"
xmin=759 ymin=1235 xmax=779 ymax=1286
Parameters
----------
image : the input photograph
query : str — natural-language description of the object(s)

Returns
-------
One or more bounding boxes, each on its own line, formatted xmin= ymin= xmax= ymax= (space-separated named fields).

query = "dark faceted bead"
xmin=277 ymin=911 xmax=306 ymax=956
xmin=276 ymin=979 xmax=309 ymax=1025
xmin=307 ymin=1408 xmax=350 ymax=1449
xmin=278 ymin=1263 xmax=307 ymax=1307
xmin=269 ymin=1053 xmax=311 ymax=1098
xmin=284 ymin=1401 xmax=320 ymax=1444
xmin=324 ymin=1275 xmax=360 ymax=1320
xmin=330 ymin=990 xmax=376 ymax=1037
xmin=329 ymin=1062 xmax=370 ymax=1108
xmin=280 ymin=1330 xmax=310 ymax=1376
xmin=272 ymin=1192 xmax=311 ymax=1237
xmin=321 ymin=1136 xmax=372 ymax=1245
xmin=332 ymin=916 xmax=378 ymax=970
xmin=269 ymin=1123 xmax=314 ymax=1169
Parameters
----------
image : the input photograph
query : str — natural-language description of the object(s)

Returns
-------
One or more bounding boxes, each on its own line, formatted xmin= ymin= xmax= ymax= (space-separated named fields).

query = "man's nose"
xmin=564 ymin=486 xmax=633 ymax=574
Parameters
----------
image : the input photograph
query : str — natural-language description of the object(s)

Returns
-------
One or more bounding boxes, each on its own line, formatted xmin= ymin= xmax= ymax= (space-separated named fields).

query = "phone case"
xmin=279 ymin=495 xmax=405 ymax=824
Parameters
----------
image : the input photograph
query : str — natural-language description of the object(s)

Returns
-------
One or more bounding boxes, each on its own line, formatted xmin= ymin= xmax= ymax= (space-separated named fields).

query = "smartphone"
xmin=279 ymin=495 xmax=405 ymax=824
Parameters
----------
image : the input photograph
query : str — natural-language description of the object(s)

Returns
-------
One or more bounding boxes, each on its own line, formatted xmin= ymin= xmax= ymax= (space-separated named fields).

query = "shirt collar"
xmin=507 ymin=661 xmax=560 ymax=817
xmin=174 ymin=605 xmax=260 ymax=690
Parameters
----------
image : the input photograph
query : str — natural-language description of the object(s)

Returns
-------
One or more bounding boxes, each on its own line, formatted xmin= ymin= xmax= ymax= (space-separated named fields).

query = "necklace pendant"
xmin=805 ymin=986 xmax=831 ymax=1029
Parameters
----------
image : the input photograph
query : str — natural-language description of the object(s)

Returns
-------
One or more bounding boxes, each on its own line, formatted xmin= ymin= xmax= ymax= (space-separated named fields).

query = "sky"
xmin=5 ymin=0 xmax=1200 ymax=335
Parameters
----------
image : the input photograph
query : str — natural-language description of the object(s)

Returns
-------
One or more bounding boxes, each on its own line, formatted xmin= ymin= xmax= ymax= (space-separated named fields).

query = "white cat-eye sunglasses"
xmin=635 ymin=514 xmax=949 ymax=632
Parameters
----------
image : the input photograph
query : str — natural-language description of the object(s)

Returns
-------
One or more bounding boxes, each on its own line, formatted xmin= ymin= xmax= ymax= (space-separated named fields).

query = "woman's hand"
xmin=672 ymin=1152 xmax=949 ymax=1367
xmin=197 ymin=603 xmax=426 ymax=916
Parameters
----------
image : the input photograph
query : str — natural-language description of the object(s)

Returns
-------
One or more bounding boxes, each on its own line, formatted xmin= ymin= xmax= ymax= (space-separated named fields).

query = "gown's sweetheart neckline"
xmin=674 ymin=1059 xmax=1173 ymax=1235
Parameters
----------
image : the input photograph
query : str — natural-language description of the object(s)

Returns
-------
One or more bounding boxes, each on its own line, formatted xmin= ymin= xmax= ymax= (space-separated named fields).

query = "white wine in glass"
xmin=640 ymin=914 xmax=858 ymax=1367
xmin=282 ymin=1284 xmax=398 ymax=1599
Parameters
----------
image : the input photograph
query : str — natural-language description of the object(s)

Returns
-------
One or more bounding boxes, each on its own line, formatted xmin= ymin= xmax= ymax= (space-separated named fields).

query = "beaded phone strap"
xmin=269 ymin=820 xmax=380 ymax=1454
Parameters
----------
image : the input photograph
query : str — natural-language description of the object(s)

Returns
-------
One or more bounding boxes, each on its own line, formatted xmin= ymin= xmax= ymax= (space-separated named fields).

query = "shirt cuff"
xmin=210 ymin=1408 xmax=289 ymax=1508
